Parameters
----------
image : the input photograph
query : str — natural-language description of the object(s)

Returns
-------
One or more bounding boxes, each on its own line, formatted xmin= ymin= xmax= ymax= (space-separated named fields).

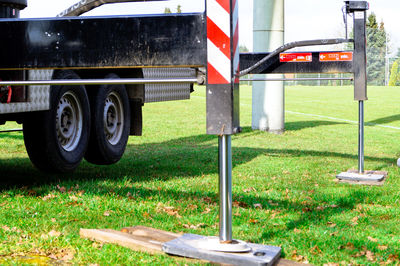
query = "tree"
xmin=239 ymin=45 xmax=249 ymax=53
xmin=366 ymin=13 xmax=387 ymax=86
xmin=164 ymin=7 xmax=171 ymax=14
xmin=177 ymin=5 xmax=182 ymax=13
xmin=389 ymin=60 xmax=400 ymax=86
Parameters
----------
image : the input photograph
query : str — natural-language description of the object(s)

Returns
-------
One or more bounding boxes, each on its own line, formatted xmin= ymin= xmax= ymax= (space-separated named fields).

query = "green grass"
xmin=1 ymin=85 xmax=400 ymax=265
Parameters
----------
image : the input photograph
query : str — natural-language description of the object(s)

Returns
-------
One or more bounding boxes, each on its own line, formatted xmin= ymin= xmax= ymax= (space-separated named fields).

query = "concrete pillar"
xmin=252 ymin=0 xmax=284 ymax=133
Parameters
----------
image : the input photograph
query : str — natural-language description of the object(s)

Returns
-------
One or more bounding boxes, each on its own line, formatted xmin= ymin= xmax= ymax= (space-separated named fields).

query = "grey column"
xmin=252 ymin=0 xmax=285 ymax=133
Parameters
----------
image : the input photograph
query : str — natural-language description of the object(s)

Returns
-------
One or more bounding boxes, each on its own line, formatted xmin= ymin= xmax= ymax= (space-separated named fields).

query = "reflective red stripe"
xmin=216 ymin=0 xmax=230 ymax=13
xmin=208 ymin=62 xmax=230 ymax=84
xmin=207 ymin=17 xmax=231 ymax=59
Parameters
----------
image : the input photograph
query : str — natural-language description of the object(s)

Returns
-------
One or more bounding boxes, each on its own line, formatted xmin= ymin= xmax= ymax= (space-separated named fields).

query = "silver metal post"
xmin=0 ymin=78 xmax=198 ymax=87
xmin=358 ymin=100 xmax=364 ymax=174
xmin=218 ymin=135 xmax=232 ymax=242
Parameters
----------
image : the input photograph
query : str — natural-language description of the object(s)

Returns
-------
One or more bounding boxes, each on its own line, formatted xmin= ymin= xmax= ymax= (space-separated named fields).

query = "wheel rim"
xmin=103 ymin=91 xmax=124 ymax=145
xmin=56 ymin=91 xmax=83 ymax=152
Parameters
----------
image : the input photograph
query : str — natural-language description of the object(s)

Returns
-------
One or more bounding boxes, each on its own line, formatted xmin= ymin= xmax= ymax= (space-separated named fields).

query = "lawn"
xmin=0 ymin=84 xmax=400 ymax=265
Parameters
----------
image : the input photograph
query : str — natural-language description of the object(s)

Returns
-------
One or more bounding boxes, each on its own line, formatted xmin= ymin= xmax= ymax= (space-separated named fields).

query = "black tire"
xmin=85 ymin=73 xmax=131 ymax=165
xmin=23 ymin=70 xmax=90 ymax=173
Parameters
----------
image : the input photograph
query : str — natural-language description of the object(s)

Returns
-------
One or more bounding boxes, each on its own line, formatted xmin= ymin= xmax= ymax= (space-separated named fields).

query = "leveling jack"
xmin=163 ymin=136 xmax=281 ymax=266
xmin=336 ymin=101 xmax=387 ymax=184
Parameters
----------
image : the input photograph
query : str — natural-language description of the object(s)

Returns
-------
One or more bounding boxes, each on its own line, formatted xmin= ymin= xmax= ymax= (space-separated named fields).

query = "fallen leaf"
xmin=327 ymin=222 xmax=336 ymax=228
xmin=386 ymin=254 xmax=399 ymax=263
xmin=202 ymin=207 xmax=211 ymax=214
xmin=233 ymin=200 xmax=249 ymax=208
xmin=378 ymin=245 xmax=388 ymax=250
xmin=186 ymin=204 xmax=198 ymax=210
xmin=65 ymin=201 xmax=82 ymax=207
xmin=162 ymin=206 xmax=182 ymax=218
xmin=351 ymin=216 xmax=359 ymax=225
xmin=27 ymin=190 xmax=37 ymax=196
xmin=202 ymin=197 xmax=213 ymax=204
xmin=233 ymin=210 xmax=241 ymax=217
xmin=324 ymin=263 xmax=339 ymax=266
xmin=51 ymin=218 xmax=56 ymax=223
xmin=291 ymin=250 xmax=309 ymax=263
xmin=48 ymin=230 xmax=61 ymax=237
xmin=56 ymin=185 xmax=66 ymax=193
xmin=103 ymin=211 xmax=111 ymax=217
xmin=249 ymin=219 xmax=259 ymax=224
xmin=92 ymin=242 xmax=103 ymax=249
xmin=293 ymin=228 xmax=301 ymax=233
xmin=368 ymin=236 xmax=378 ymax=242
xmin=69 ymin=195 xmax=79 ymax=201
xmin=142 ymin=212 xmax=152 ymax=219
xmin=345 ymin=242 xmax=355 ymax=250
xmin=253 ymin=203 xmax=262 ymax=209
xmin=60 ymin=251 xmax=75 ymax=261
xmin=1 ymin=225 xmax=10 ymax=231
xmin=366 ymin=250 xmax=375 ymax=261
xmin=316 ymin=206 xmax=325 ymax=211
xmin=310 ymin=245 xmax=322 ymax=254
xmin=243 ymin=187 xmax=256 ymax=193
xmin=42 ymin=194 xmax=56 ymax=201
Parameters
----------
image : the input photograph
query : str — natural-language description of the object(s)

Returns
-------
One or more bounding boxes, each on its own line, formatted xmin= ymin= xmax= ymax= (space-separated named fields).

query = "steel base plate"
xmin=162 ymin=234 xmax=281 ymax=266
xmin=336 ymin=170 xmax=386 ymax=182
xmin=194 ymin=236 xmax=251 ymax=253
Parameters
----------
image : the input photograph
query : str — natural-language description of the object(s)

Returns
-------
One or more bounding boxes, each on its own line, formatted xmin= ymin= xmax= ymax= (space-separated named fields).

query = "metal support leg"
xmin=218 ymin=135 xmax=232 ymax=242
xmin=358 ymin=100 xmax=364 ymax=174
xmin=336 ymin=100 xmax=385 ymax=183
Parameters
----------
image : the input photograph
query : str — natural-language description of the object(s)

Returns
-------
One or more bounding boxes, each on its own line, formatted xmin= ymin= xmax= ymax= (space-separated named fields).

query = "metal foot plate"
xmin=336 ymin=170 xmax=387 ymax=182
xmin=162 ymin=234 xmax=281 ymax=266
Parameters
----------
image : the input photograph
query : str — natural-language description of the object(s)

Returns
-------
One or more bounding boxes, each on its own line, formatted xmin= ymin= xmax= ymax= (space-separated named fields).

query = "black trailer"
xmin=0 ymin=0 xmax=374 ymax=264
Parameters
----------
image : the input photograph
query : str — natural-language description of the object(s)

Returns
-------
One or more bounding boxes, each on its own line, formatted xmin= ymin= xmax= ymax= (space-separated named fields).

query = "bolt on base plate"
xmin=336 ymin=170 xmax=387 ymax=183
xmin=162 ymin=234 xmax=281 ymax=266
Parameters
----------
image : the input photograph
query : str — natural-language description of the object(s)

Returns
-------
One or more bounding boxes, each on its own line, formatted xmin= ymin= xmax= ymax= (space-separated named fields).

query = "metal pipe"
xmin=241 ymin=77 xmax=354 ymax=82
xmin=0 ymin=78 xmax=198 ymax=86
xmin=358 ymin=100 xmax=364 ymax=174
xmin=218 ymin=135 xmax=232 ymax=242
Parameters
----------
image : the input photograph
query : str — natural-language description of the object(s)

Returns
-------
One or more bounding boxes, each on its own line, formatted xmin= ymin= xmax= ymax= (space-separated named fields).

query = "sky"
xmin=20 ymin=0 xmax=400 ymax=56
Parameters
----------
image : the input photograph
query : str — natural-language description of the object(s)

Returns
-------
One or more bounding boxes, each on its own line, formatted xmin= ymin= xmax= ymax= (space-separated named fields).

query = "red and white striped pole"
xmin=207 ymin=0 xmax=239 ymax=85
xmin=206 ymin=0 xmax=239 ymax=243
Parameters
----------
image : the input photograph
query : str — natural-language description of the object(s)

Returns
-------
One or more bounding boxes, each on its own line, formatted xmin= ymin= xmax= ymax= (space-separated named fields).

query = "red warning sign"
xmin=319 ymin=52 xmax=353 ymax=62
xmin=279 ymin=53 xmax=312 ymax=62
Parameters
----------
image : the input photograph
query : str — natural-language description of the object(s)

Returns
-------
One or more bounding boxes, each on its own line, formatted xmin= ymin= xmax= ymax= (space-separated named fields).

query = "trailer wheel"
xmin=23 ymin=70 xmax=90 ymax=173
xmin=85 ymin=73 xmax=130 ymax=165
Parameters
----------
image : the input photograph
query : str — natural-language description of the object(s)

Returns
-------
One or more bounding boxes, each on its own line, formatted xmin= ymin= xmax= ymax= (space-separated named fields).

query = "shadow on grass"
xmin=0 ymin=132 xmax=24 ymax=141
xmin=0 ymin=129 xmax=393 ymax=254
xmin=285 ymin=120 xmax=344 ymax=131
xmin=367 ymin=114 xmax=400 ymax=125
xmin=0 ymin=129 xmax=394 ymax=188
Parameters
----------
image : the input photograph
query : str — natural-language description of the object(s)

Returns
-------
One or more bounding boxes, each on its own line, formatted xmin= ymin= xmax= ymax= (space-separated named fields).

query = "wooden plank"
xmin=80 ymin=228 xmax=165 ymax=254
xmin=80 ymin=226 xmax=305 ymax=265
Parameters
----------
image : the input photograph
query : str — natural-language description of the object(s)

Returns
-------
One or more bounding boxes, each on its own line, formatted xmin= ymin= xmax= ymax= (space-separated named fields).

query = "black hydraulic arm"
xmin=239 ymin=1 xmax=368 ymax=81
xmin=239 ymin=38 xmax=353 ymax=76
xmin=57 ymin=0 xmax=168 ymax=17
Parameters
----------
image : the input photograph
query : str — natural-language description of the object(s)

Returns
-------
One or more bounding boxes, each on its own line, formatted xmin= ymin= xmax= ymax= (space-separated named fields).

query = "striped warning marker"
xmin=207 ymin=0 xmax=239 ymax=84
